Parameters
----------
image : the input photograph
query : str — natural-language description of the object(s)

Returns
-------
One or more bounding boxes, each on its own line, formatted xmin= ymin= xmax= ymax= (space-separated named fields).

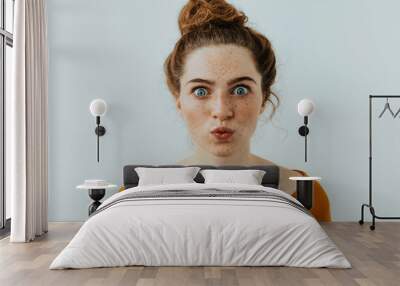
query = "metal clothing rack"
xmin=359 ymin=95 xmax=400 ymax=230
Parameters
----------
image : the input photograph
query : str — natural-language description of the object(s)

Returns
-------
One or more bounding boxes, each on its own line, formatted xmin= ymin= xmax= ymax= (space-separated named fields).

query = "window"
xmin=0 ymin=0 xmax=14 ymax=234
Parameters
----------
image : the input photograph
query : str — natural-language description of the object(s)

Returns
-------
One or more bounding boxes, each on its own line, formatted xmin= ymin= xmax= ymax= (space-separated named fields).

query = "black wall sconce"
xmin=297 ymin=99 xmax=315 ymax=162
xmin=89 ymin=99 xmax=107 ymax=162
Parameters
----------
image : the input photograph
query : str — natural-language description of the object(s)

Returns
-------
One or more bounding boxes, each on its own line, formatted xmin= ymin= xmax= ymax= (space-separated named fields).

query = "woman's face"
xmin=177 ymin=44 xmax=265 ymax=158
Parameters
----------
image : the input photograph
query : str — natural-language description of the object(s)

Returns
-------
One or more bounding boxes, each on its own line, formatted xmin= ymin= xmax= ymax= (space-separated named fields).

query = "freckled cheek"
xmin=180 ymin=97 xmax=210 ymax=133
xmin=234 ymin=100 xmax=261 ymax=134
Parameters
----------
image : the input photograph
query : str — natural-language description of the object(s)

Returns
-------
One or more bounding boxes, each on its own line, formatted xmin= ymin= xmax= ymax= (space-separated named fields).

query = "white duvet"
xmin=50 ymin=183 xmax=351 ymax=269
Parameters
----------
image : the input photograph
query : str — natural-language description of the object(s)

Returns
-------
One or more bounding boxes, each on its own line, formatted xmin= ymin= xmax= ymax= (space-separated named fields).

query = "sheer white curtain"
xmin=9 ymin=0 xmax=48 ymax=242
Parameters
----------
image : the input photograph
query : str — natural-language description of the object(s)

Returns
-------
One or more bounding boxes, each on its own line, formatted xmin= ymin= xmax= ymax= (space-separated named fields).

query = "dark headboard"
xmin=123 ymin=165 xmax=280 ymax=189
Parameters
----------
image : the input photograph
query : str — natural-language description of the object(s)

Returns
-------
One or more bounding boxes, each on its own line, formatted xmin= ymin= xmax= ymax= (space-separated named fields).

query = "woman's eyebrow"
xmin=227 ymin=76 xmax=257 ymax=85
xmin=185 ymin=78 xmax=215 ymax=86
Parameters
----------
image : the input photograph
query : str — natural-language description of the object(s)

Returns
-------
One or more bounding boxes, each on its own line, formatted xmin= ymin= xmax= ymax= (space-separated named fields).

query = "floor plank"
xmin=0 ymin=222 xmax=399 ymax=286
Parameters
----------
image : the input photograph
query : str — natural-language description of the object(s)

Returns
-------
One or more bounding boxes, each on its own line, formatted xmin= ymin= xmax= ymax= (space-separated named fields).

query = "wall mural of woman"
xmin=164 ymin=0 xmax=301 ymax=194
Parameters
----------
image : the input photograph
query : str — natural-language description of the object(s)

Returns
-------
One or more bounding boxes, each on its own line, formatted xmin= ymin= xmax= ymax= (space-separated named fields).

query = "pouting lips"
xmin=211 ymin=127 xmax=235 ymax=141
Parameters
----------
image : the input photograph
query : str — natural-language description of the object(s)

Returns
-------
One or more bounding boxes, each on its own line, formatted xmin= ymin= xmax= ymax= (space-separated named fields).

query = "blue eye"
xmin=193 ymin=87 xmax=208 ymax=97
xmin=232 ymin=86 xmax=249 ymax=96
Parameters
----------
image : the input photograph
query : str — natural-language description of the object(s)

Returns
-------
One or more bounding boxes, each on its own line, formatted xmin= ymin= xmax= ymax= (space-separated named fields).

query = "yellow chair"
xmin=292 ymin=170 xmax=332 ymax=222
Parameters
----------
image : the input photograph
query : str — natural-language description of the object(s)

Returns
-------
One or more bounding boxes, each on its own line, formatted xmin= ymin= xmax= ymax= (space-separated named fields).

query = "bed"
xmin=50 ymin=165 xmax=350 ymax=269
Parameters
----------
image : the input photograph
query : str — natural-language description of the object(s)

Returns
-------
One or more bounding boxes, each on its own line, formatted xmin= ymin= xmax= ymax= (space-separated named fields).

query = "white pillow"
xmin=200 ymin=169 xmax=266 ymax=185
xmin=135 ymin=167 xmax=200 ymax=186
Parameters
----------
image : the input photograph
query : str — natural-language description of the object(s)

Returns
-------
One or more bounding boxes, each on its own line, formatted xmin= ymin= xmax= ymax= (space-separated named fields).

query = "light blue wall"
xmin=47 ymin=0 xmax=400 ymax=221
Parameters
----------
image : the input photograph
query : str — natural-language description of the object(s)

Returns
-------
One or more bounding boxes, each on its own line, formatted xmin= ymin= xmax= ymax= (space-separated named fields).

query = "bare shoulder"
xmin=279 ymin=166 xmax=303 ymax=179
xmin=249 ymin=154 xmax=303 ymax=195
xmin=277 ymin=165 xmax=304 ymax=195
xmin=248 ymin=154 xmax=275 ymax=165
xmin=249 ymin=154 xmax=302 ymax=175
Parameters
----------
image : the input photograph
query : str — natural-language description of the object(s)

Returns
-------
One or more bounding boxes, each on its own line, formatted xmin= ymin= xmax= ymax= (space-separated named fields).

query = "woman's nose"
xmin=211 ymin=92 xmax=234 ymax=121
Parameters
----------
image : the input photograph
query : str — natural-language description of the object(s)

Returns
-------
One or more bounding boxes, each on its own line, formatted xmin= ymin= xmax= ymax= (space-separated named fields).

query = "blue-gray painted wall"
xmin=47 ymin=0 xmax=400 ymax=221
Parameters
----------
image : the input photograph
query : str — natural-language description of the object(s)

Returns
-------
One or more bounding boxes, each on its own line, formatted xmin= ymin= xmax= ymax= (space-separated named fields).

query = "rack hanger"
xmin=393 ymin=106 xmax=400 ymax=118
xmin=378 ymin=97 xmax=395 ymax=118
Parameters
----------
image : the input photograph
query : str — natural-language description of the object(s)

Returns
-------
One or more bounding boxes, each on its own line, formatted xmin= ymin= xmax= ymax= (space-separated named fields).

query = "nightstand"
xmin=77 ymin=183 xmax=117 ymax=215
xmin=289 ymin=176 xmax=321 ymax=210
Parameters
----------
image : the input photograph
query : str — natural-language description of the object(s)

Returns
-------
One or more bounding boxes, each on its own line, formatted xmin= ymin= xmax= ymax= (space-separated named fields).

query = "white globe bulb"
xmin=89 ymin=99 xmax=107 ymax=116
xmin=297 ymin=99 xmax=315 ymax=116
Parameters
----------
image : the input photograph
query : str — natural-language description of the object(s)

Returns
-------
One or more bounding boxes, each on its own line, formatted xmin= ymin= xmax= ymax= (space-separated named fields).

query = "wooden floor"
xmin=0 ymin=222 xmax=399 ymax=286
